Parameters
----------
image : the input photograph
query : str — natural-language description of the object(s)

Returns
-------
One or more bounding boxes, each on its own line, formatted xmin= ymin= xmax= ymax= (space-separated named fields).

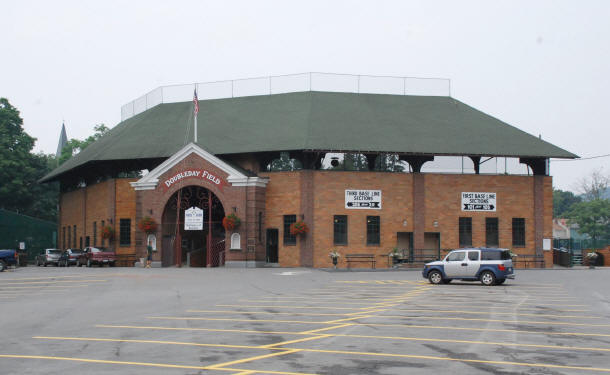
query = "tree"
xmin=575 ymin=168 xmax=609 ymax=201
xmin=553 ymin=189 xmax=582 ymax=218
xmin=59 ymin=123 xmax=109 ymax=165
xmin=0 ymin=98 xmax=58 ymax=221
xmin=268 ymin=152 xmax=302 ymax=171
xmin=567 ymin=199 xmax=610 ymax=243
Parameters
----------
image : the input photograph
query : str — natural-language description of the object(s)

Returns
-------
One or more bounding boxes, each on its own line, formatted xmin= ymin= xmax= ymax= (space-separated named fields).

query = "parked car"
xmin=0 ymin=249 xmax=18 ymax=271
xmin=78 ymin=247 xmax=116 ymax=267
xmin=58 ymin=249 xmax=83 ymax=267
xmin=35 ymin=249 xmax=62 ymax=267
xmin=422 ymin=248 xmax=515 ymax=286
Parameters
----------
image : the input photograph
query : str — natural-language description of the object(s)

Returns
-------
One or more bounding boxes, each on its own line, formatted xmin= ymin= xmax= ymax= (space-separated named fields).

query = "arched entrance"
xmin=161 ymin=185 xmax=225 ymax=267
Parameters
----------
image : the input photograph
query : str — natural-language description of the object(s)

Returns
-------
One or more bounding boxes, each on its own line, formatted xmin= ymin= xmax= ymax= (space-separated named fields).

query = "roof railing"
xmin=121 ymin=72 xmax=451 ymax=121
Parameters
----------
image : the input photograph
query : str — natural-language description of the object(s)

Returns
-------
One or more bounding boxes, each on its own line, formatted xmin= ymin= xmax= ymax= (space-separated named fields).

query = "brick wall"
xmin=59 ymin=178 xmax=137 ymax=260
xmin=260 ymin=171 xmax=301 ymax=267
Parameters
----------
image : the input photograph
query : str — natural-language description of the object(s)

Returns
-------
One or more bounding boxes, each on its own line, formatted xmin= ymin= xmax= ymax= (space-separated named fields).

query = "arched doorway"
xmin=161 ymin=185 xmax=225 ymax=267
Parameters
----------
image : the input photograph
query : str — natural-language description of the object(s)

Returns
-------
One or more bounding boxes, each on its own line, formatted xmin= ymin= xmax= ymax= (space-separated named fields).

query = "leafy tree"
xmin=0 ymin=98 xmax=58 ymax=221
xmin=567 ymin=199 xmax=610 ymax=243
xmin=268 ymin=152 xmax=302 ymax=171
xmin=59 ymin=123 xmax=109 ymax=165
xmin=553 ymin=189 xmax=582 ymax=218
xmin=575 ymin=168 xmax=609 ymax=201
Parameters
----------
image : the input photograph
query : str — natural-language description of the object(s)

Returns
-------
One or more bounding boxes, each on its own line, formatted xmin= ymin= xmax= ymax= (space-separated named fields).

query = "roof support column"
xmin=520 ymin=158 xmax=549 ymax=176
xmin=469 ymin=156 xmax=481 ymax=174
xmin=399 ymin=156 xmax=434 ymax=173
xmin=364 ymin=153 xmax=377 ymax=171
xmin=412 ymin=173 xmax=426 ymax=251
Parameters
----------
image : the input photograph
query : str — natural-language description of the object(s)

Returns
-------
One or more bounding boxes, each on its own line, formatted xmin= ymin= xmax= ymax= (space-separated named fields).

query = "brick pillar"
xmin=135 ymin=190 xmax=144 ymax=259
xmin=534 ymin=176 xmax=544 ymax=258
xmin=299 ymin=170 xmax=314 ymax=267
xmin=413 ymin=173 xmax=425 ymax=250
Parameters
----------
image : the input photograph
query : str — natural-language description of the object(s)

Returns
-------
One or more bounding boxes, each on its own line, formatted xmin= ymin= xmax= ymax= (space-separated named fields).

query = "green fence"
xmin=553 ymin=238 xmax=610 ymax=251
xmin=0 ymin=209 xmax=57 ymax=264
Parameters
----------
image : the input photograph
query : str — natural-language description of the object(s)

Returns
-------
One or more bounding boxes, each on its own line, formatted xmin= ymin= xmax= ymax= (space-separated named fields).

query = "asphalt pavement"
xmin=1 ymin=265 xmax=610 ymax=374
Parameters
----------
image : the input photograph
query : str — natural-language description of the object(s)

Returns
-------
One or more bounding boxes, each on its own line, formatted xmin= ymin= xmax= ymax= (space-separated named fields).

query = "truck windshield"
xmin=48 ymin=250 xmax=61 ymax=254
xmin=90 ymin=248 xmax=109 ymax=253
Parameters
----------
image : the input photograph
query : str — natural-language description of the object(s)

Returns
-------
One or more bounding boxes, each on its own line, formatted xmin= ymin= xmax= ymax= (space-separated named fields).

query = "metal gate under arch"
xmin=161 ymin=185 xmax=226 ymax=267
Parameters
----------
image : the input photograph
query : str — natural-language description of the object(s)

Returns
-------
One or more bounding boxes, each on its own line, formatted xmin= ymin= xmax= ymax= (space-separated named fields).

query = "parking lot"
xmin=1 ymin=266 xmax=610 ymax=374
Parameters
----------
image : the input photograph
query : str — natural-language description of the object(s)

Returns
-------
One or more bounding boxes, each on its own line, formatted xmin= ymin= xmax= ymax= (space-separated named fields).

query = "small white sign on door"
xmin=184 ymin=206 xmax=203 ymax=230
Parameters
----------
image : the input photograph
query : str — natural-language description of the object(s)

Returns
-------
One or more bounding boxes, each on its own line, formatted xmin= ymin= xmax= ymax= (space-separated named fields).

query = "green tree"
xmin=268 ymin=152 xmax=302 ymax=171
xmin=553 ymin=189 xmax=582 ymax=218
xmin=567 ymin=199 xmax=610 ymax=243
xmin=0 ymin=98 xmax=58 ymax=221
xmin=59 ymin=123 xmax=109 ymax=165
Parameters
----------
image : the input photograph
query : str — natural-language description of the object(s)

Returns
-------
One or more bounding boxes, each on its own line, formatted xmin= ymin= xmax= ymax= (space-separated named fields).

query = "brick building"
xmin=42 ymin=89 xmax=576 ymax=268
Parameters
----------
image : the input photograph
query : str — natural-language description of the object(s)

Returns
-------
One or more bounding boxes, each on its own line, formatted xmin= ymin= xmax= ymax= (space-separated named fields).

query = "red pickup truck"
xmin=78 ymin=247 xmax=116 ymax=267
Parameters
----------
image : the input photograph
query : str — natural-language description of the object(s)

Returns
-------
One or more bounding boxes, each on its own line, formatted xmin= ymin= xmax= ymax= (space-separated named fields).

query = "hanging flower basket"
xmin=222 ymin=213 xmax=241 ymax=231
xmin=138 ymin=216 xmax=158 ymax=234
xmin=290 ymin=220 xmax=309 ymax=236
xmin=101 ymin=225 xmax=115 ymax=240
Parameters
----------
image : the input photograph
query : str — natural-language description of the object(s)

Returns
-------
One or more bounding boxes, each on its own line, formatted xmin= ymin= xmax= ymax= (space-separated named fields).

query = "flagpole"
xmin=193 ymin=87 xmax=199 ymax=144
xmin=194 ymin=110 xmax=197 ymax=144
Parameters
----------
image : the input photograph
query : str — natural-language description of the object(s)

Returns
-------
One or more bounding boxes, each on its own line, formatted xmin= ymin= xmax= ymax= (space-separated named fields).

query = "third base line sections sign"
xmin=462 ymin=192 xmax=496 ymax=212
xmin=345 ymin=190 xmax=382 ymax=209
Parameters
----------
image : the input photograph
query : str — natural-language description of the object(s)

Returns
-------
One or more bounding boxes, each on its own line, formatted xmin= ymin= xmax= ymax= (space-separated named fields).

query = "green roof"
xmin=42 ymin=91 xmax=576 ymax=182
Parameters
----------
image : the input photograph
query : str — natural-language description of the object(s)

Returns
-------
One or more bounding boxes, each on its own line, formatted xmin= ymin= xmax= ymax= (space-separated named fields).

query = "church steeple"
xmin=56 ymin=122 xmax=68 ymax=159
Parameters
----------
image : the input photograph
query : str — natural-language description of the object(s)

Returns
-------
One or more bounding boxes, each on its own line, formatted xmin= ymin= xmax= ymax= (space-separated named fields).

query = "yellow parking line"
xmin=366 ymin=314 xmax=610 ymax=328
xmin=0 ymin=285 xmax=89 ymax=290
xmin=0 ymin=354 xmax=314 ymax=375
xmin=281 ymin=347 xmax=610 ymax=372
xmin=220 ymin=304 xmax=367 ymax=310
xmin=147 ymin=316 xmax=331 ymax=325
xmin=206 ymin=349 xmax=302 ymax=369
xmin=240 ymin=299 xmax=385 ymax=306
xmin=323 ymin=316 xmax=372 ymax=324
xmin=409 ymin=303 xmax=590 ymax=311
xmin=187 ymin=309 xmax=350 ymax=317
xmin=2 ymin=279 xmax=107 ymax=285
xmin=390 ymin=308 xmax=600 ymax=319
xmin=96 ymin=324 xmax=301 ymax=335
xmin=259 ymin=335 xmax=330 ymax=348
xmin=300 ymin=323 xmax=355 ymax=334
xmin=33 ymin=336 xmax=276 ymax=350
xmin=87 ymin=326 xmax=610 ymax=354
xmin=326 ymin=333 xmax=610 ymax=353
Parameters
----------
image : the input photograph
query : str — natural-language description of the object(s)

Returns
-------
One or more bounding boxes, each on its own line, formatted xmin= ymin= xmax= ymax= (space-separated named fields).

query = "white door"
xmin=444 ymin=251 xmax=467 ymax=277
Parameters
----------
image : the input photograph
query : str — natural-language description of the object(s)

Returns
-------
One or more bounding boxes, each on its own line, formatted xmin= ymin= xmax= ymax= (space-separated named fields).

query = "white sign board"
xmin=462 ymin=192 xmax=496 ymax=212
xmin=184 ymin=206 xmax=203 ymax=230
xmin=543 ymin=238 xmax=551 ymax=251
xmin=345 ymin=190 xmax=382 ymax=209
xmin=19 ymin=242 xmax=25 ymax=250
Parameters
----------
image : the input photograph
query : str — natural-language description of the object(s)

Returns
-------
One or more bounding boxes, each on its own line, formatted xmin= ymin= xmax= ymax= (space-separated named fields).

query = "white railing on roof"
xmin=121 ymin=72 xmax=451 ymax=121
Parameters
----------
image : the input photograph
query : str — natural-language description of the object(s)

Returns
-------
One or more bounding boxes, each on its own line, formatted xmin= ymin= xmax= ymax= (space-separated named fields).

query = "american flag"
xmin=193 ymin=89 xmax=199 ymax=116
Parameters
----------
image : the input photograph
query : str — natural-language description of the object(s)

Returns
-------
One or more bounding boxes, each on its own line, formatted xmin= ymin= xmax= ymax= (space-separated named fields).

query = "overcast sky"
xmin=1 ymin=0 xmax=608 ymax=191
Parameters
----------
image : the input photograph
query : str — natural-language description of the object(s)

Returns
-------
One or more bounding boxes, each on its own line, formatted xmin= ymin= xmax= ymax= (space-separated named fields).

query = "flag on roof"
xmin=193 ymin=89 xmax=199 ymax=116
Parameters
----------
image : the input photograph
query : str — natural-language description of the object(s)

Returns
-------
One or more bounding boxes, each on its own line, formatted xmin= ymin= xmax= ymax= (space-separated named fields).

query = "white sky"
xmin=1 ymin=0 xmax=608 ymax=192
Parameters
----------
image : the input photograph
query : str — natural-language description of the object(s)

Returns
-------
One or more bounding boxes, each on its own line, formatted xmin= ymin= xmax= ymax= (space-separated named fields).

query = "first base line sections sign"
xmin=462 ymin=192 xmax=496 ymax=212
xmin=345 ymin=190 xmax=382 ymax=209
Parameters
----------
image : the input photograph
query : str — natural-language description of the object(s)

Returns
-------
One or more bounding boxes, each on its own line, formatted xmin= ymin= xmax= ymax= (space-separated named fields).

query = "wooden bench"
xmin=346 ymin=254 xmax=376 ymax=269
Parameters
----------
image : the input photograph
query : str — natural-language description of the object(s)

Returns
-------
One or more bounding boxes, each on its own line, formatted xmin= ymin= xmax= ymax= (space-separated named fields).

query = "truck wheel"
xmin=0 ymin=260 xmax=6 ymax=272
xmin=480 ymin=271 xmax=496 ymax=286
xmin=428 ymin=270 xmax=443 ymax=285
xmin=109 ymin=262 xmax=115 ymax=267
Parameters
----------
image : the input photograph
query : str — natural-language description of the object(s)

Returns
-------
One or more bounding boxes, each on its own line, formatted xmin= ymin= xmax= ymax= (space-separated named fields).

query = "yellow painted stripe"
xmin=96 ymin=324 xmax=301 ymax=335
xmin=221 ymin=304 xmax=366 ymax=310
xmin=259 ymin=335 xmax=330 ymax=349
xmin=300 ymin=323 xmax=355 ymax=334
xmin=33 ymin=336 xmax=274 ymax=350
xmin=187 ymin=309 xmax=350 ymax=317
xmin=2 ymin=279 xmax=107 ymax=285
xmin=281 ymin=347 xmax=610 ymax=372
xmin=147 ymin=316 xmax=330 ymax=325
xmin=0 ymin=354 xmax=314 ymax=375
xmin=373 ymin=314 xmax=610 ymax=328
xmin=206 ymin=349 xmax=302 ymax=369
xmin=390 ymin=308 xmax=600 ymax=319
xmin=75 ymin=327 xmax=610 ymax=354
